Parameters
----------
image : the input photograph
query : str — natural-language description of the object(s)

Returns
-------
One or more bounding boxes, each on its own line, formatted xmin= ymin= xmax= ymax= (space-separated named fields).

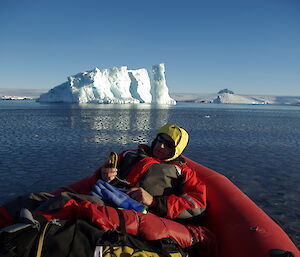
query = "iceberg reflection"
xmin=67 ymin=104 xmax=174 ymax=145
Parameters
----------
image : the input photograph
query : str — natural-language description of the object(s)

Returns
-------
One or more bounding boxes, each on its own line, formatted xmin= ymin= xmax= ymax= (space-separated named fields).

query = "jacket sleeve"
xmin=149 ymin=164 xmax=207 ymax=220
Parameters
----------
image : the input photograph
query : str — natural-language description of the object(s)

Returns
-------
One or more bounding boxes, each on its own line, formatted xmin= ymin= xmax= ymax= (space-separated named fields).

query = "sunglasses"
xmin=156 ymin=134 xmax=175 ymax=148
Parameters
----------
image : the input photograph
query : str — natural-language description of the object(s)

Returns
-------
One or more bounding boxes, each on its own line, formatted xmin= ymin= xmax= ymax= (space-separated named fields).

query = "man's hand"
xmin=127 ymin=187 xmax=154 ymax=206
xmin=101 ymin=167 xmax=117 ymax=182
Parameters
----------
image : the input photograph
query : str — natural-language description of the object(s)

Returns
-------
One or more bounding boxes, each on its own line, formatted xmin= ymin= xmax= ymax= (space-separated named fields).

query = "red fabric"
xmin=185 ymin=224 xmax=218 ymax=257
xmin=37 ymin=199 xmax=196 ymax=249
xmin=126 ymin=156 xmax=161 ymax=186
xmin=164 ymin=163 xmax=206 ymax=219
xmin=0 ymin=206 xmax=14 ymax=229
xmin=138 ymin=211 xmax=193 ymax=248
xmin=37 ymin=200 xmax=124 ymax=232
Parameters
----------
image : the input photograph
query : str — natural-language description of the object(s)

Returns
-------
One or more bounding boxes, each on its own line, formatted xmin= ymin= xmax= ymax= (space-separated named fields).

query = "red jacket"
xmin=118 ymin=145 xmax=207 ymax=219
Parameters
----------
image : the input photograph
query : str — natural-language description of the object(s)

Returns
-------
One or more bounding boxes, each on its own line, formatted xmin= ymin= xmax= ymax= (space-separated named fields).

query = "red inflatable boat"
xmin=185 ymin=157 xmax=299 ymax=257
xmin=51 ymin=157 xmax=299 ymax=256
xmin=1 ymin=158 xmax=298 ymax=257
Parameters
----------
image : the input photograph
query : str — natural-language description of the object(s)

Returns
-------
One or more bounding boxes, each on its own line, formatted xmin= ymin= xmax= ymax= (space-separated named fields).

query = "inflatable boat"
xmin=185 ymin=157 xmax=299 ymax=257
xmin=0 ymin=158 xmax=299 ymax=257
xmin=51 ymin=157 xmax=299 ymax=257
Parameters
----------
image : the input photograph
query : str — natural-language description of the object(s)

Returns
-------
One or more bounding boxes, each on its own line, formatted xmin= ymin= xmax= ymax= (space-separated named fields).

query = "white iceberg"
xmin=213 ymin=93 xmax=265 ymax=104
xmin=39 ymin=63 xmax=176 ymax=105
xmin=170 ymin=92 xmax=300 ymax=105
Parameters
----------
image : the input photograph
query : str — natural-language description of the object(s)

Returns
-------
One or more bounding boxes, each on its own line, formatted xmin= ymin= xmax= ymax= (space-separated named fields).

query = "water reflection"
xmin=65 ymin=104 xmax=173 ymax=146
xmin=75 ymin=103 xmax=173 ymax=110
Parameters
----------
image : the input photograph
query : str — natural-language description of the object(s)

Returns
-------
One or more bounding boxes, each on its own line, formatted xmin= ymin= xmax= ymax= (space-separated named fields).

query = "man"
xmin=99 ymin=123 xmax=207 ymax=221
xmin=52 ymin=123 xmax=206 ymax=221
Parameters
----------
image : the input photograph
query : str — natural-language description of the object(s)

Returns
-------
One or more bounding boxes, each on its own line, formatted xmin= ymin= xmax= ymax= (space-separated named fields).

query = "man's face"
xmin=152 ymin=134 xmax=175 ymax=160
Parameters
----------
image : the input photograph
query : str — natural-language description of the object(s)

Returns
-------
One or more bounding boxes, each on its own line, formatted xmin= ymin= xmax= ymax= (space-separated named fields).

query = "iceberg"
xmin=39 ymin=63 xmax=176 ymax=104
xmin=213 ymin=93 xmax=264 ymax=104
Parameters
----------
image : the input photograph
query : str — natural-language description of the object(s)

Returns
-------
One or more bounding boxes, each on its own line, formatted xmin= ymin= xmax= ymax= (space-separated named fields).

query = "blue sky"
xmin=0 ymin=0 xmax=299 ymax=95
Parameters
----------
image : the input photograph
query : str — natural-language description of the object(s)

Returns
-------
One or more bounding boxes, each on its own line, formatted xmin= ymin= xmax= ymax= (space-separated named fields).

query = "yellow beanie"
xmin=156 ymin=124 xmax=189 ymax=161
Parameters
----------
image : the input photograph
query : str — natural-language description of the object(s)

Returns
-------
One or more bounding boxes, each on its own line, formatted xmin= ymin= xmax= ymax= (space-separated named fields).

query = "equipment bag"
xmin=97 ymin=230 xmax=188 ymax=257
xmin=0 ymin=217 xmax=188 ymax=257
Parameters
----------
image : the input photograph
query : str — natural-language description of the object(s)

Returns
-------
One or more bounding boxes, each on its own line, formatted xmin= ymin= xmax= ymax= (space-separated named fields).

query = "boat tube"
xmin=0 ymin=158 xmax=298 ymax=257
xmin=185 ymin=157 xmax=299 ymax=257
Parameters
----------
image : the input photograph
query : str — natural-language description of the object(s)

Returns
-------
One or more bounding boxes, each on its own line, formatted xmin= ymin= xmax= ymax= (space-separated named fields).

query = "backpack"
xmin=0 ymin=211 xmax=188 ymax=257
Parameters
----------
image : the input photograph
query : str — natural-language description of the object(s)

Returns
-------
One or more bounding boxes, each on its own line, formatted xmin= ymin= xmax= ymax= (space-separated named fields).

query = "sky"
xmin=0 ymin=0 xmax=299 ymax=96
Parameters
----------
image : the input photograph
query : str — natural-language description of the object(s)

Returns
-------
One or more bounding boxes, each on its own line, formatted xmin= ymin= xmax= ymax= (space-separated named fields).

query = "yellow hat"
xmin=156 ymin=124 xmax=189 ymax=161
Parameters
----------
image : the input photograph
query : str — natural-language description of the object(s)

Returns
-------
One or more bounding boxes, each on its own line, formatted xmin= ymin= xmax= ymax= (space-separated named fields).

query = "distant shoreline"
xmin=1 ymin=88 xmax=300 ymax=105
xmin=0 ymin=88 xmax=48 ymax=98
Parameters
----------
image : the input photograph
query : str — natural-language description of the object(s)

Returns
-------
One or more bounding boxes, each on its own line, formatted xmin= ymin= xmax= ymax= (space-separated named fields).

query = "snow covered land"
xmin=38 ymin=63 xmax=176 ymax=104
xmin=170 ymin=92 xmax=300 ymax=105
xmin=0 ymin=88 xmax=46 ymax=100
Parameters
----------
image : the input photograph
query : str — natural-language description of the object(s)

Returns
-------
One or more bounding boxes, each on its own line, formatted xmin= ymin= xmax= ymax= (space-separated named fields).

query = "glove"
xmin=91 ymin=180 xmax=147 ymax=213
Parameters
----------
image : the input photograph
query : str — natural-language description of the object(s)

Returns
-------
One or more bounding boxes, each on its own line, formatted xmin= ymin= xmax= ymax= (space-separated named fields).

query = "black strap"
xmin=116 ymin=209 xmax=126 ymax=234
xmin=269 ymin=249 xmax=295 ymax=257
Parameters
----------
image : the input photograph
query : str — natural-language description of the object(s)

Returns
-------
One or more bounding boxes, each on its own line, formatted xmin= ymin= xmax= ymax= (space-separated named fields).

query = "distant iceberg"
xmin=213 ymin=93 xmax=265 ymax=104
xmin=170 ymin=92 xmax=300 ymax=105
xmin=39 ymin=63 xmax=176 ymax=105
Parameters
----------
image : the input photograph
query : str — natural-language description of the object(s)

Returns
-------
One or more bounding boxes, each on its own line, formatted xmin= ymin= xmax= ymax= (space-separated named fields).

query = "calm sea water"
xmin=0 ymin=100 xmax=299 ymax=247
